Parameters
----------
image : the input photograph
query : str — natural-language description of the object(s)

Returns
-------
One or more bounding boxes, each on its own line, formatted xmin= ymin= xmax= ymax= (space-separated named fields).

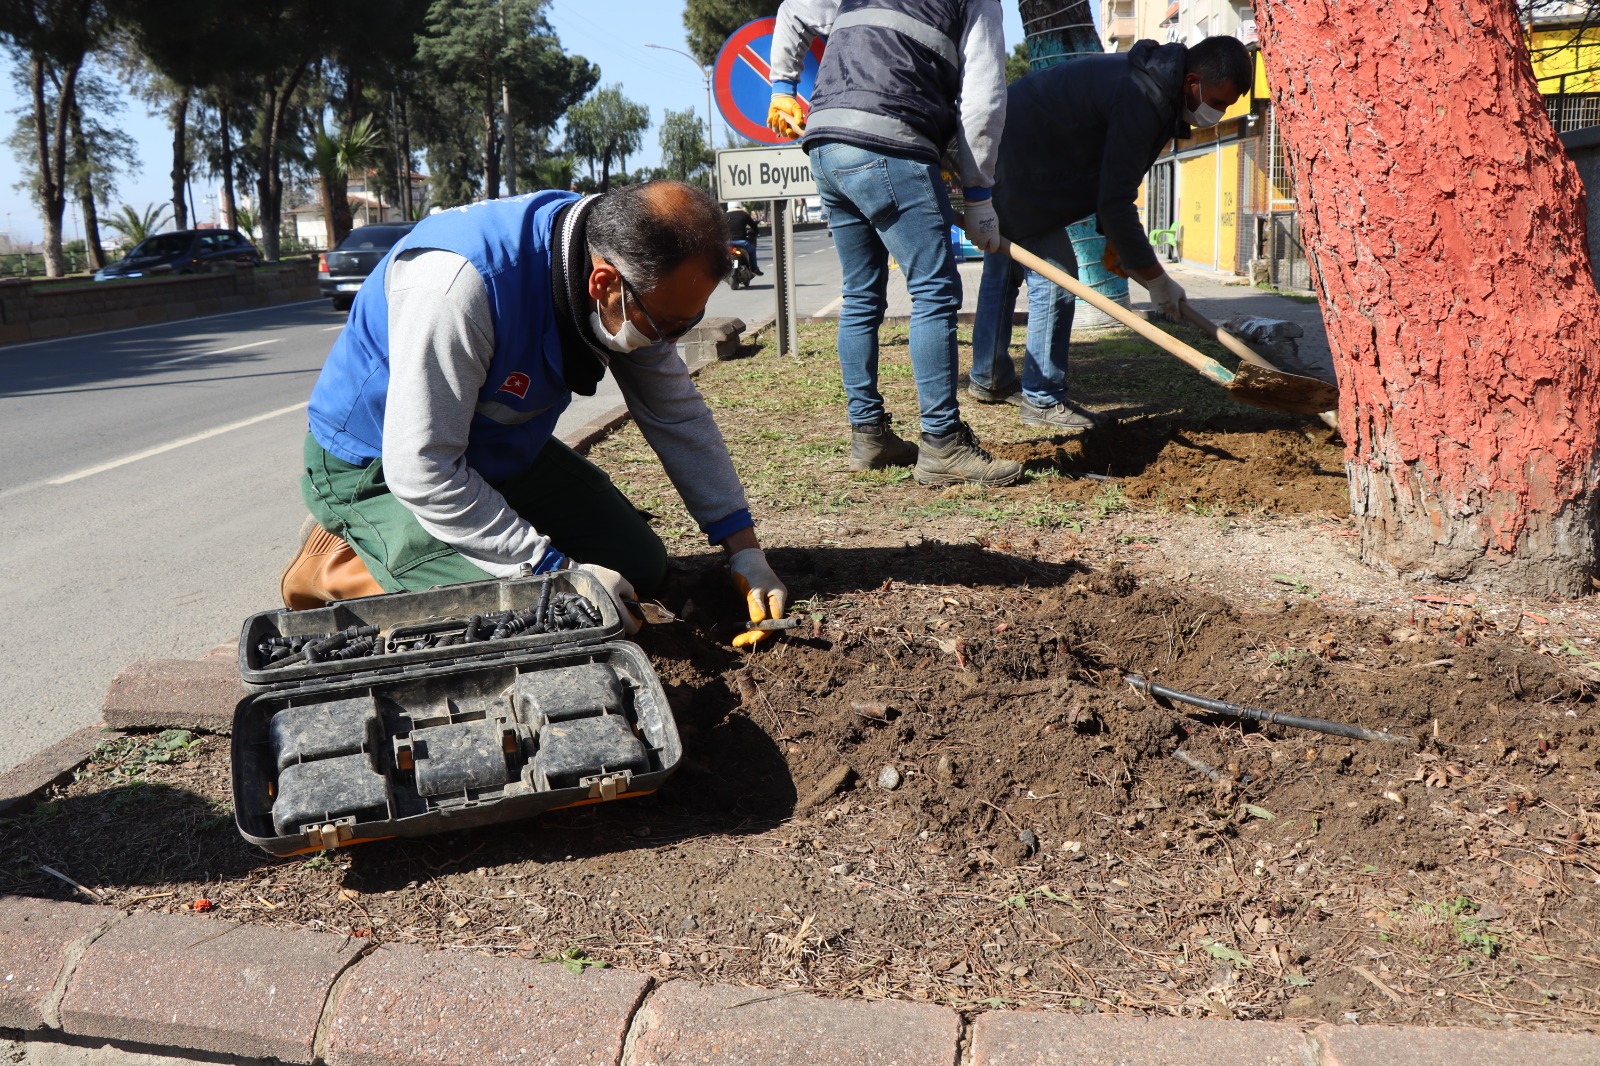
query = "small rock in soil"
xmin=877 ymin=766 xmax=902 ymax=790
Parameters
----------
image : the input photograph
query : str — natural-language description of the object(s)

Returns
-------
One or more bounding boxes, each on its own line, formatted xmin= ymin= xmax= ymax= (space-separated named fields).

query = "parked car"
xmin=93 ymin=228 xmax=261 ymax=280
xmin=319 ymin=223 xmax=415 ymax=311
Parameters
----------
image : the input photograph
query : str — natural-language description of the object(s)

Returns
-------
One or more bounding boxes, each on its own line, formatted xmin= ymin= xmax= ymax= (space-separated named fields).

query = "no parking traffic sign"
xmin=713 ymin=17 xmax=826 ymax=146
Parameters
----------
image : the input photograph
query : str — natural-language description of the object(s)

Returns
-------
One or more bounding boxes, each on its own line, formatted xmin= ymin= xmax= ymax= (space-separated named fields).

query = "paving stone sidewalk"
xmin=5 ymin=895 xmax=1599 ymax=1066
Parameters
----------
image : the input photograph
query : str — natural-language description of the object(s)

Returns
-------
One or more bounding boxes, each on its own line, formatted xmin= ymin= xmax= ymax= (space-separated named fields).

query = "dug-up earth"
xmin=6 ymin=321 xmax=1600 ymax=1033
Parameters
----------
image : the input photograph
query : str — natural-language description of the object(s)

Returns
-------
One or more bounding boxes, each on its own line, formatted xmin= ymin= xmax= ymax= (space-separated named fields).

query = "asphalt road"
xmin=0 ymin=234 xmax=857 ymax=774
xmin=704 ymin=226 xmax=844 ymax=325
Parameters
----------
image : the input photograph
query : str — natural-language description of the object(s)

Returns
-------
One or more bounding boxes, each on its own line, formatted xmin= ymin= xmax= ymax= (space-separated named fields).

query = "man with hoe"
xmin=967 ymin=35 xmax=1254 ymax=433
xmin=768 ymin=0 xmax=1022 ymax=487
xmin=280 ymin=180 xmax=789 ymax=650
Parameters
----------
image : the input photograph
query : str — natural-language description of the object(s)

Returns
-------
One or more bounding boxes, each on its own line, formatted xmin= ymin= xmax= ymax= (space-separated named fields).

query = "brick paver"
xmin=101 ymin=658 xmax=244 ymax=734
xmin=324 ymin=943 xmax=650 ymax=1066
xmin=626 ymin=980 xmax=962 ymax=1065
xmin=0 ymin=897 xmax=116 ymax=1030
xmin=59 ymin=912 xmax=365 ymax=1063
xmin=0 ymin=725 xmax=116 ymax=816
xmin=1317 ymin=1023 xmax=1600 ymax=1065
xmin=969 ymin=1012 xmax=1310 ymax=1065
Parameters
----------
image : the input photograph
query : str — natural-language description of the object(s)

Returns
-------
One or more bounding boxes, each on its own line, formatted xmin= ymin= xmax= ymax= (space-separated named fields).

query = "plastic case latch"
xmin=310 ymin=820 xmax=356 ymax=850
xmin=583 ymin=771 xmax=633 ymax=801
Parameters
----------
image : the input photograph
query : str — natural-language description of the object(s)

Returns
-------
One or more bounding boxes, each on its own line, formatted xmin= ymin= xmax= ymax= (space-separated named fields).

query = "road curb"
xmin=0 ymin=726 xmax=119 ymax=817
xmin=4 ymin=896 xmax=1599 ymax=1066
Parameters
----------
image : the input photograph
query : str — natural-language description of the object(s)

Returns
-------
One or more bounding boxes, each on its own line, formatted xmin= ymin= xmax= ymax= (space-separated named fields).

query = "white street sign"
xmin=715 ymin=145 xmax=817 ymax=202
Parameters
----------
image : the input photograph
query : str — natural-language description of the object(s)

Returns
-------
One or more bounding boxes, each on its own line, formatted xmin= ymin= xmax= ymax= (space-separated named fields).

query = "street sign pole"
xmin=771 ymin=199 xmax=799 ymax=358
xmin=712 ymin=18 xmax=826 ymax=360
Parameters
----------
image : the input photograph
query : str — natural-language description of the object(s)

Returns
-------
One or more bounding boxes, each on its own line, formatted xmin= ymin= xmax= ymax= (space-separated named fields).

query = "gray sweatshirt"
xmin=380 ymin=247 xmax=749 ymax=578
xmin=769 ymin=0 xmax=1007 ymax=190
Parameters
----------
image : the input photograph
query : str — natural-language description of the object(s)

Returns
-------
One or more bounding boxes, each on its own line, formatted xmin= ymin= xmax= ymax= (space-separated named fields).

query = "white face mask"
xmin=589 ymin=285 xmax=655 ymax=353
xmin=1185 ymin=100 xmax=1225 ymax=129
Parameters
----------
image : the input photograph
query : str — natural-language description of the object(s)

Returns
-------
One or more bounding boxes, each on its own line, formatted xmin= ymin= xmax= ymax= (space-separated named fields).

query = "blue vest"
xmin=803 ymin=0 xmax=967 ymax=164
xmin=308 ymin=191 xmax=579 ymax=483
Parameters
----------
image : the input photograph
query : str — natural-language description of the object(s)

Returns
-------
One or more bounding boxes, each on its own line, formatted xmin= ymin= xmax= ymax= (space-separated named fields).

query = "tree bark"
xmin=170 ymin=88 xmax=191 ymax=230
xmin=254 ymin=63 xmax=308 ymax=261
xmin=1256 ymin=0 xmax=1600 ymax=596
xmin=30 ymin=54 xmax=70 ymax=277
xmin=67 ymin=99 xmax=105 ymax=270
xmin=219 ymin=98 xmax=237 ymax=229
xmin=483 ymin=95 xmax=501 ymax=199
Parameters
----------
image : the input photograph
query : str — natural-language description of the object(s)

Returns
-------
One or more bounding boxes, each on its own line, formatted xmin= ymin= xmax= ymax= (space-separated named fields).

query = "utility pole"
xmin=645 ymin=43 xmax=714 ymax=154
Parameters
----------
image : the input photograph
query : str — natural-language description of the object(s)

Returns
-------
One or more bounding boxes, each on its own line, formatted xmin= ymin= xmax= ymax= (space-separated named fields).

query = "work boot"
xmin=914 ymin=422 xmax=1024 ymax=487
xmin=966 ymin=378 xmax=1023 ymax=406
xmin=849 ymin=415 xmax=919 ymax=471
xmin=279 ymin=516 xmax=385 ymax=610
xmin=1019 ymin=398 xmax=1110 ymax=435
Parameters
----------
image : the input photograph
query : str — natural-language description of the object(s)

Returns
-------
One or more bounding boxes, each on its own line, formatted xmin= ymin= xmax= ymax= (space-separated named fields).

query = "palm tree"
xmin=101 ymin=203 xmax=172 ymax=248
xmin=313 ymin=114 xmax=386 ymax=247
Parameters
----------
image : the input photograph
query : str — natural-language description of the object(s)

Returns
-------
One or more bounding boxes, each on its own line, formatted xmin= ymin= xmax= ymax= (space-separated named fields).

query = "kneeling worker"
xmin=968 ymin=36 xmax=1252 ymax=433
xmin=282 ymin=181 xmax=789 ymax=648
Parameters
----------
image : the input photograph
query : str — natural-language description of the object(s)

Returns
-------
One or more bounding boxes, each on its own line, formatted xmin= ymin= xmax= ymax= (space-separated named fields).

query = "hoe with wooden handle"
xmin=1001 ymin=237 xmax=1339 ymax=417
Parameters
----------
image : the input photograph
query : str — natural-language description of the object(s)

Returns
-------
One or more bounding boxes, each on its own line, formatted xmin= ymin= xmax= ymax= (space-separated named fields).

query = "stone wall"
xmin=0 ymin=260 xmax=320 ymax=346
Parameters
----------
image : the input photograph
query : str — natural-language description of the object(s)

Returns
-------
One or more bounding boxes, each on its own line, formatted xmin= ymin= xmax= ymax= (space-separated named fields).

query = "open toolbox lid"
xmin=231 ymin=571 xmax=680 ymax=856
xmin=237 ymin=570 xmax=622 ymax=690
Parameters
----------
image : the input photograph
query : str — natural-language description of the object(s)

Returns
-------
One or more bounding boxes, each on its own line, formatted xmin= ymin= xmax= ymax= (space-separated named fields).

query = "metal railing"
xmin=1539 ymin=64 xmax=1600 ymax=132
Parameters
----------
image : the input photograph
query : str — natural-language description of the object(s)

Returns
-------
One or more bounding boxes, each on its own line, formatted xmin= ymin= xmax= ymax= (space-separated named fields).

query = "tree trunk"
xmin=67 ymin=100 xmax=105 ymax=270
xmin=170 ymin=88 xmax=191 ymax=230
xmin=502 ymin=78 xmax=516 ymax=196
xmin=30 ymin=55 xmax=68 ymax=277
xmin=219 ymin=98 xmax=237 ymax=229
xmin=483 ymin=98 xmax=501 ymax=199
xmin=396 ymin=92 xmax=413 ymax=219
xmin=254 ymin=64 xmax=308 ymax=261
xmin=1256 ymin=0 xmax=1600 ymax=595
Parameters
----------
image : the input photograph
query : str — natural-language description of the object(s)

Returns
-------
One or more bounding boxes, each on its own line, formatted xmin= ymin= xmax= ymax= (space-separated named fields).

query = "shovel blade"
xmin=1225 ymin=361 xmax=1340 ymax=415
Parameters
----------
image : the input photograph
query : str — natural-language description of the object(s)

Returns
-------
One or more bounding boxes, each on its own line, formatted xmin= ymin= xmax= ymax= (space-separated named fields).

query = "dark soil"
xmin=5 ymin=550 xmax=1598 ymax=1029
xmin=5 ymin=325 xmax=1598 ymax=1032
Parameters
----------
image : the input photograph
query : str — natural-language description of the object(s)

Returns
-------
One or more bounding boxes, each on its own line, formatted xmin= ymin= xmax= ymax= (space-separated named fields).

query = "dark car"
xmin=319 ymin=223 xmax=415 ymax=311
xmin=94 ymin=228 xmax=261 ymax=281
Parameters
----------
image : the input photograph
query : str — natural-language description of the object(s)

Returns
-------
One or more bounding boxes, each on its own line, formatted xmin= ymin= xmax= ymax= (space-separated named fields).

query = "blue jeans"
xmin=970 ymin=227 xmax=1078 ymax=408
xmin=809 ymin=142 xmax=962 ymax=437
xmin=732 ymin=238 xmax=759 ymax=271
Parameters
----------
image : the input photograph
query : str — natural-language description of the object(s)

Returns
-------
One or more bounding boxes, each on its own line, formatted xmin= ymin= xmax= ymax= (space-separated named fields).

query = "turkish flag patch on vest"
xmin=498 ymin=372 xmax=531 ymax=399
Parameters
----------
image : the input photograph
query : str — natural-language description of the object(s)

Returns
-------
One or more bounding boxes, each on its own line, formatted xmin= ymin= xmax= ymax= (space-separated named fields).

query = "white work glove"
xmin=574 ymin=562 xmax=641 ymax=636
xmin=962 ymin=196 xmax=1001 ymax=254
xmin=727 ymin=547 xmax=789 ymax=651
xmin=1141 ymin=272 xmax=1186 ymax=321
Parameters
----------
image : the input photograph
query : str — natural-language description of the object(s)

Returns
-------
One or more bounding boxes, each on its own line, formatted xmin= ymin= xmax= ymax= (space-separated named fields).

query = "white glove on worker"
xmin=962 ymin=196 xmax=1001 ymax=254
xmin=575 ymin=562 xmax=641 ymax=636
xmin=1141 ymin=272 xmax=1186 ymax=321
xmin=728 ymin=547 xmax=789 ymax=650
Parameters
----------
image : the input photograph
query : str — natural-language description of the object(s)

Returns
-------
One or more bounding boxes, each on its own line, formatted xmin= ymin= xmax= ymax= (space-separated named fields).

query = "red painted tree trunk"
xmin=1256 ymin=0 xmax=1600 ymax=595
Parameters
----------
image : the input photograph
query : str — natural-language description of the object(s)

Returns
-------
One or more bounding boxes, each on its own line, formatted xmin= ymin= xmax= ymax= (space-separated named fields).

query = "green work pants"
xmin=300 ymin=432 xmax=667 ymax=595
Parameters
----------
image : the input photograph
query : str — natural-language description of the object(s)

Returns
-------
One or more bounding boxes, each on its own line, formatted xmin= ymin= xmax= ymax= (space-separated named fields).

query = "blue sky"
xmin=0 ymin=1 xmax=1028 ymax=244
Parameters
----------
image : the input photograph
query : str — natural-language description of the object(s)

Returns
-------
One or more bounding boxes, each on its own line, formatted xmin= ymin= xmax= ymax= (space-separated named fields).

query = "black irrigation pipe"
xmin=1126 ymin=675 xmax=1416 ymax=745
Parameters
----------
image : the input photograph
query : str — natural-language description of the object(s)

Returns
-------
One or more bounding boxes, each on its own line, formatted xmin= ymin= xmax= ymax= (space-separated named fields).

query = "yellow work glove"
xmin=727 ymin=547 xmax=789 ymax=650
xmin=767 ymin=94 xmax=806 ymax=139
xmin=1102 ymin=242 xmax=1128 ymax=278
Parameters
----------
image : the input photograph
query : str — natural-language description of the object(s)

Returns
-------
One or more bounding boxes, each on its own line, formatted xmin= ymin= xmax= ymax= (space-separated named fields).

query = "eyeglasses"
xmin=615 ymin=269 xmax=704 ymax=344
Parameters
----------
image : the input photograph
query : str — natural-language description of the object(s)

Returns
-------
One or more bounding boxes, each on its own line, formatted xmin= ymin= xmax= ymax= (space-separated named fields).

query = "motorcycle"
xmin=728 ymin=240 xmax=755 ymax=290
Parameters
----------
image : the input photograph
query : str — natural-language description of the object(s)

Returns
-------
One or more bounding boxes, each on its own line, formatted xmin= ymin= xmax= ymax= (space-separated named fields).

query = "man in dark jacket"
xmin=968 ymin=36 xmax=1252 ymax=433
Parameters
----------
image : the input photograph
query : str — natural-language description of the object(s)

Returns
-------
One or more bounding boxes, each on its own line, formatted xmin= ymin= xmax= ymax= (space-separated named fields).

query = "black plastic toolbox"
xmin=231 ymin=570 xmax=681 ymax=856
